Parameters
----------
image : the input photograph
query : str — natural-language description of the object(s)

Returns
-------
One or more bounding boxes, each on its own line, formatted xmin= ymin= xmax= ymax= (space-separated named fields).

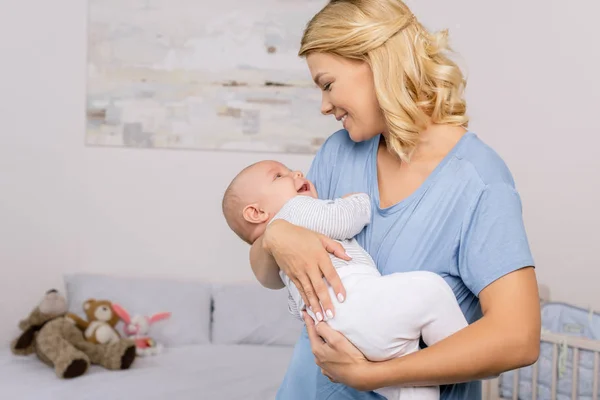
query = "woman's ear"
xmin=242 ymin=204 xmax=269 ymax=225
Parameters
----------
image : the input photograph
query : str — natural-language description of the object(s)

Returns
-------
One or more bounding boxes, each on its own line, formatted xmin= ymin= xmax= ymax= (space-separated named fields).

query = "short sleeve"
xmin=458 ymin=183 xmax=535 ymax=295
xmin=306 ymin=129 xmax=347 ymax=200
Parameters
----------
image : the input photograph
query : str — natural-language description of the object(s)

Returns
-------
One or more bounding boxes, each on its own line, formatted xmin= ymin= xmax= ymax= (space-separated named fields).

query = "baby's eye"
xmin=275 ymin=173 xmax=282 ymax=179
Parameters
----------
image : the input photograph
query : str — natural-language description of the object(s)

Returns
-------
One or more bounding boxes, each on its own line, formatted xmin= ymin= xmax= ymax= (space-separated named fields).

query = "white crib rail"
xmin=484 ymin=331 xmax=600 ymax=400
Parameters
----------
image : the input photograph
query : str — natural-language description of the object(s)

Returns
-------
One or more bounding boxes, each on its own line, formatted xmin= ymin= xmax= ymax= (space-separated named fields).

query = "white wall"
xmin=0 ymin=0 xmax=598 ymax=346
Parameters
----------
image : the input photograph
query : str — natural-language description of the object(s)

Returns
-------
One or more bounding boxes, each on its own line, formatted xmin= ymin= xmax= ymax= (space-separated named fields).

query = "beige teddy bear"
xmin=11 ymin=289 xmax=136 ymax=379
xmin=66 ymin=298 xmax=121 ymax=344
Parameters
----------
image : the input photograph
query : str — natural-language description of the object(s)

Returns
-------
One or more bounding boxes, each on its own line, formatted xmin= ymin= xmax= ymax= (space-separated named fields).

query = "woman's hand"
xmin=303 ymin=311 xmax=374 ymax=391
xmin=263 ymin=219 xmax=350 ymax=320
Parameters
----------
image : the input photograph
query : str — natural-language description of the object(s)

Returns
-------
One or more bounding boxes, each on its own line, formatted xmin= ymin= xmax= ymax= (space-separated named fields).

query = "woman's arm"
xmin=305 ymin=267 xmax=541 ymax=390
xmin=368 ymin=267 xmax=540 ymax=388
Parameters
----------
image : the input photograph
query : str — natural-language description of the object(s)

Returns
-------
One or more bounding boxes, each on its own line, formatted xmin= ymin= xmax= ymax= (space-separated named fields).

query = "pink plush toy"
xmin=111 ymin=303 xmax=171 ymax=356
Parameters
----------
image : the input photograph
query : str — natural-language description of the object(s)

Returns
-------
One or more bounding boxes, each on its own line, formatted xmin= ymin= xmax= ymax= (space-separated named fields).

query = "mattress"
xmin=0 ymin=343 xmax=294 ymax=400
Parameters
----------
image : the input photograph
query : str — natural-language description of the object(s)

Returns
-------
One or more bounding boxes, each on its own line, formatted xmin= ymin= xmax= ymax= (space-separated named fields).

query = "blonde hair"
xmin=299 ymin=0 xmax=469 ymax=161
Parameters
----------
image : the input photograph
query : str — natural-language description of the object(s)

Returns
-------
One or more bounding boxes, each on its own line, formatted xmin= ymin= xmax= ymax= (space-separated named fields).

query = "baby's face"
xmin=242 ymin=160 xmax=317 ymax=217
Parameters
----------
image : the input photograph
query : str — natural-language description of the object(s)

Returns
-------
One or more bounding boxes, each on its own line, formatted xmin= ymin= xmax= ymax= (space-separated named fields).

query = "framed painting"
xmin=86 ymin=0 xmax=340 ymax=154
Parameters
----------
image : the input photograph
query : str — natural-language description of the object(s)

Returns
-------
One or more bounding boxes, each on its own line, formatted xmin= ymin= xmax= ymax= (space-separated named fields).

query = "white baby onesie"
xmin=271 ymin=193 xmax=468 ymax=400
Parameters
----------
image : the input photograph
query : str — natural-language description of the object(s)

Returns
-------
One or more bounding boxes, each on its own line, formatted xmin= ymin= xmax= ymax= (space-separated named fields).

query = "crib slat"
xmin=542 ymin=331 xmax=600 ymax=352
xmin=512 ymin=367 xmax=519 ymax=400
xmin=571 ymin=348 xmax=579 ymax=400
xmin=532 ymin=359 xmax=538 ymax=400
xmin=593 ymin=352 xmax=599 ymax=399
xmin=551 ymin=343 xmax=558 ymax=400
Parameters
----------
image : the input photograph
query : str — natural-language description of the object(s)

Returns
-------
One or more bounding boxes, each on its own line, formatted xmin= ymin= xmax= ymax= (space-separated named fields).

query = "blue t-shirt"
xmin=276 ymin=130 xmax=535 ymax=400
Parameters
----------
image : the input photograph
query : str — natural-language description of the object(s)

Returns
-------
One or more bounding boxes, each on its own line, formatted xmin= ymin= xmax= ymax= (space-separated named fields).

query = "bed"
xmin=0 ymin=343 xmax=294 ymax=400
xmin=0 ymin=274 xmax=301 ymax=400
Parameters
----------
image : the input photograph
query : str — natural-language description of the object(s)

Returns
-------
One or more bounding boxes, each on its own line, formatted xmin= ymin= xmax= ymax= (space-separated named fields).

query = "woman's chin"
xmin=346 ymin=129 xmax=361 ymax=142
xmin=347 ymin=130 xmax=376 ymax=143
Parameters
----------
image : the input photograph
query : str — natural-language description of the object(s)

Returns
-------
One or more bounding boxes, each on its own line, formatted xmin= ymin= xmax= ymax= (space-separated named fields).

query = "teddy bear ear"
xmin=14 ymin=326 xmax=37 ymax=350
xmin=83 ymin=299 xmax=95 ymax=311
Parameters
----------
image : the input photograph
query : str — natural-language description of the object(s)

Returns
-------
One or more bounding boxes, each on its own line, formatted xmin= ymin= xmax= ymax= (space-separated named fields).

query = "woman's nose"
xmin=321 ymin=96 xmax=333 ymax=116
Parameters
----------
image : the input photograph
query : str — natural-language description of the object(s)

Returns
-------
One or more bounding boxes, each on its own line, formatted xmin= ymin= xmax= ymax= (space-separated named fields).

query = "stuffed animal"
xmin=112 ymin=303 xmax=171 ymax=356
xmin=66 ymin=298 xmax=121 ymax=344
xmin=11 ymin=289 xmax=136 ymax=379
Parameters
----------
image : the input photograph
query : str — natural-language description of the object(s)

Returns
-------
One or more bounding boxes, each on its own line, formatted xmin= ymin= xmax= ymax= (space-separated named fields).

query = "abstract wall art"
xmin=86 ymin=0 xmax=341 ymax=154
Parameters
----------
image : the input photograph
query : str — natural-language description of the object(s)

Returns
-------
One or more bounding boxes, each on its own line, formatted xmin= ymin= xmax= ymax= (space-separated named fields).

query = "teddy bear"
xmin=11 ymin=289 xmax=136 ymax=379
xmin=66 ymin=298 xmax=121 ymax=344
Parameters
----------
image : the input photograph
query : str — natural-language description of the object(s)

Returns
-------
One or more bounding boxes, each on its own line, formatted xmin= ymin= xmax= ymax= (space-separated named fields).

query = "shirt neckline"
xmin=369 ymin=131 xmax=474 ymax=215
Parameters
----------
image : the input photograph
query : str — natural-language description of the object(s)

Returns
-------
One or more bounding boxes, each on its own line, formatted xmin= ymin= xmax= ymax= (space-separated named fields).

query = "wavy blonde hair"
xmin=299 ymin=0 xmax=469 ymax=161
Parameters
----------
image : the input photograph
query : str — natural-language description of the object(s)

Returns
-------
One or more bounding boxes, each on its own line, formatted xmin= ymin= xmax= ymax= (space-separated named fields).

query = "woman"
xmin=249 ymin=0 xmax=541 ymax=399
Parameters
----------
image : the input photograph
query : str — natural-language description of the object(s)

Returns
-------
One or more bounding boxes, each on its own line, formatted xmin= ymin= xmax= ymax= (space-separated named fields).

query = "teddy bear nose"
xmin=46 ymin=289 xmax=58 ymax=294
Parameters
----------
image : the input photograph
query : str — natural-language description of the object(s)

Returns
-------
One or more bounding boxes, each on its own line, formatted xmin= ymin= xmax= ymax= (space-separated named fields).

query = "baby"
xmin=222 ymin=160 xmax=468 ymax=400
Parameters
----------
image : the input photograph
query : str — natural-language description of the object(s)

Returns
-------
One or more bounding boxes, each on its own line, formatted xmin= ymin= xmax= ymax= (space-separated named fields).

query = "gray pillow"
xmin=211 ymin=282 xmax=303 ymax=346
xmin=63 ymin=273 xmax=212 ymax=346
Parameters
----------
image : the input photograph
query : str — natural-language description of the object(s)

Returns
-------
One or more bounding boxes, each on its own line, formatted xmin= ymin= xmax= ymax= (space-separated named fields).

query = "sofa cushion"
xmin=63 ymin=273 xmax=212 ymax=346
xmin=211 ymin=282 xmax=303 ymax=346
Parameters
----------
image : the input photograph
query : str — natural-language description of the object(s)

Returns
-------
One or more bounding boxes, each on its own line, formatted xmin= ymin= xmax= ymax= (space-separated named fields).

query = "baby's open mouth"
xmin=298 ymin=183 xmax=310 ymax=193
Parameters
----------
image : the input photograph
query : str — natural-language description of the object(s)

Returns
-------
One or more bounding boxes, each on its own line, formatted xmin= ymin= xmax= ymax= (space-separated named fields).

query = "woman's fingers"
xmin=321 ymin=369 xmax=336 ymax=382
xmin=296 ymin=260 xmax=342 ymax=320
xmin=297 ymin=274 xmax=324 ymax=321
xmin=303 ymin=312 xmax=337 ymax=383
xmin=318 ymin=236 xmax=348 ymax=303
xmin=319 ymin=235 xmax=351 ymax=261
xmin=303 ymin=311 xmax=325 ymax=351
xmin=291 ymin=277 xmax=310 ymax=314
xmin=292 ymin=277 xmax=314 ymax=317
xmin=268 ymin=223 xmax=348 ymax=319
xmin=320 ymin=258 xmax=346 ymax=304
xmin=315 ymin=319 xmax=343 ymax=347
xmin=308 ymin=268 xmax=334 ymax=319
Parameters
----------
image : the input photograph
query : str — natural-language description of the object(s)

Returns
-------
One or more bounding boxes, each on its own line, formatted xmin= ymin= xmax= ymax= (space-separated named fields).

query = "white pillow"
xmin=63 ymin=273 xmax=212 ymax=347
xmin=211 ymin=282 xmax=303 ymax=347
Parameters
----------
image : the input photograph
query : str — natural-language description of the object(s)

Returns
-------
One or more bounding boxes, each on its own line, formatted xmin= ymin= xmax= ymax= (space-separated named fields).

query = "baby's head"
xmin=222 ymin=160 xmax=317 ymax=244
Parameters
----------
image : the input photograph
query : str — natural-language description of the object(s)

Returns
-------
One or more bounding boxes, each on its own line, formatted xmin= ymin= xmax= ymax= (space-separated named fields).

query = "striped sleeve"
xmin=286 ymin=292 xmax=303 ymax=321
xmin=272 ymin=193 xmax=372 ymax=241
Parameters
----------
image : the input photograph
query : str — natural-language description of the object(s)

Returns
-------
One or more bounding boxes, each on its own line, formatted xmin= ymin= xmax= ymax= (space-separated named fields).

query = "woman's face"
xmin=306 ymin=52 xmax=387 ymax=142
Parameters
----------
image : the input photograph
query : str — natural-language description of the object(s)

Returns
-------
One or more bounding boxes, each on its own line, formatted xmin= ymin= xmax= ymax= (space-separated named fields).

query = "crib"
xmin=483 ymin=285 xmax=600 ymax=400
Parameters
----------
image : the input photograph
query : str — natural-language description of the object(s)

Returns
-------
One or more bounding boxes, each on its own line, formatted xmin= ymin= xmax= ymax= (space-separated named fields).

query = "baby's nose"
xmin=293 ymin=170 xmax=303 ymax=178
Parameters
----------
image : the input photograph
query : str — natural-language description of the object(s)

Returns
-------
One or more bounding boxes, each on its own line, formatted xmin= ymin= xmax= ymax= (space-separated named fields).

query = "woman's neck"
xmin=382 ymin=124 xmax=468 ymax=163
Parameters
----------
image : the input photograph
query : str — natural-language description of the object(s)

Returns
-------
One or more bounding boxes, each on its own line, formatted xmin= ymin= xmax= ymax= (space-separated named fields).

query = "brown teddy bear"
xmin=66 ymin=299 xmax=121 ymax=344
xmin=11 ymin=289 xmax=136 ymax=379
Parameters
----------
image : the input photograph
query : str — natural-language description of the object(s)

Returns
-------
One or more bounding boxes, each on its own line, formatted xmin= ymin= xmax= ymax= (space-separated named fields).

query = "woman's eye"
xmin=323 ymin=82 xmax=332 ymax=91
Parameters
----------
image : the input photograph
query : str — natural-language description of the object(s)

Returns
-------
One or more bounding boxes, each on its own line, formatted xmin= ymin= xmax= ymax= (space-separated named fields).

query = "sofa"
xmin=0 ymin=273 xmax=301 ymax=400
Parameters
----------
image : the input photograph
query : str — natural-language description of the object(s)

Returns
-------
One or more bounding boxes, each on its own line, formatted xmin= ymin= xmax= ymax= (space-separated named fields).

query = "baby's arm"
xmin=280 ymin=193 xmax=372 ymax=241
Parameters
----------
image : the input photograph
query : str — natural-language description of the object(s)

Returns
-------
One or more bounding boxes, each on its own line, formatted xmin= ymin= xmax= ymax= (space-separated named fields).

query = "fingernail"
xmin=337 ymin=293 xmax=345 ymax=302
xmin=309 ymin=306 xmax=313 ymax=311
xmin=316 ymin=312 xmax=323 ymax=321
xmin=326 ymin=309 xmax=333 ymax=319
xmin=345 ymin=252 xmax=352 ymax=259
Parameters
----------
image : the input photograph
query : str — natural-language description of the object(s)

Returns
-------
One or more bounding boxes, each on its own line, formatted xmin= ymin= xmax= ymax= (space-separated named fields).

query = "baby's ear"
xmin=242 ymin=203 xmax=269 ymax=224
